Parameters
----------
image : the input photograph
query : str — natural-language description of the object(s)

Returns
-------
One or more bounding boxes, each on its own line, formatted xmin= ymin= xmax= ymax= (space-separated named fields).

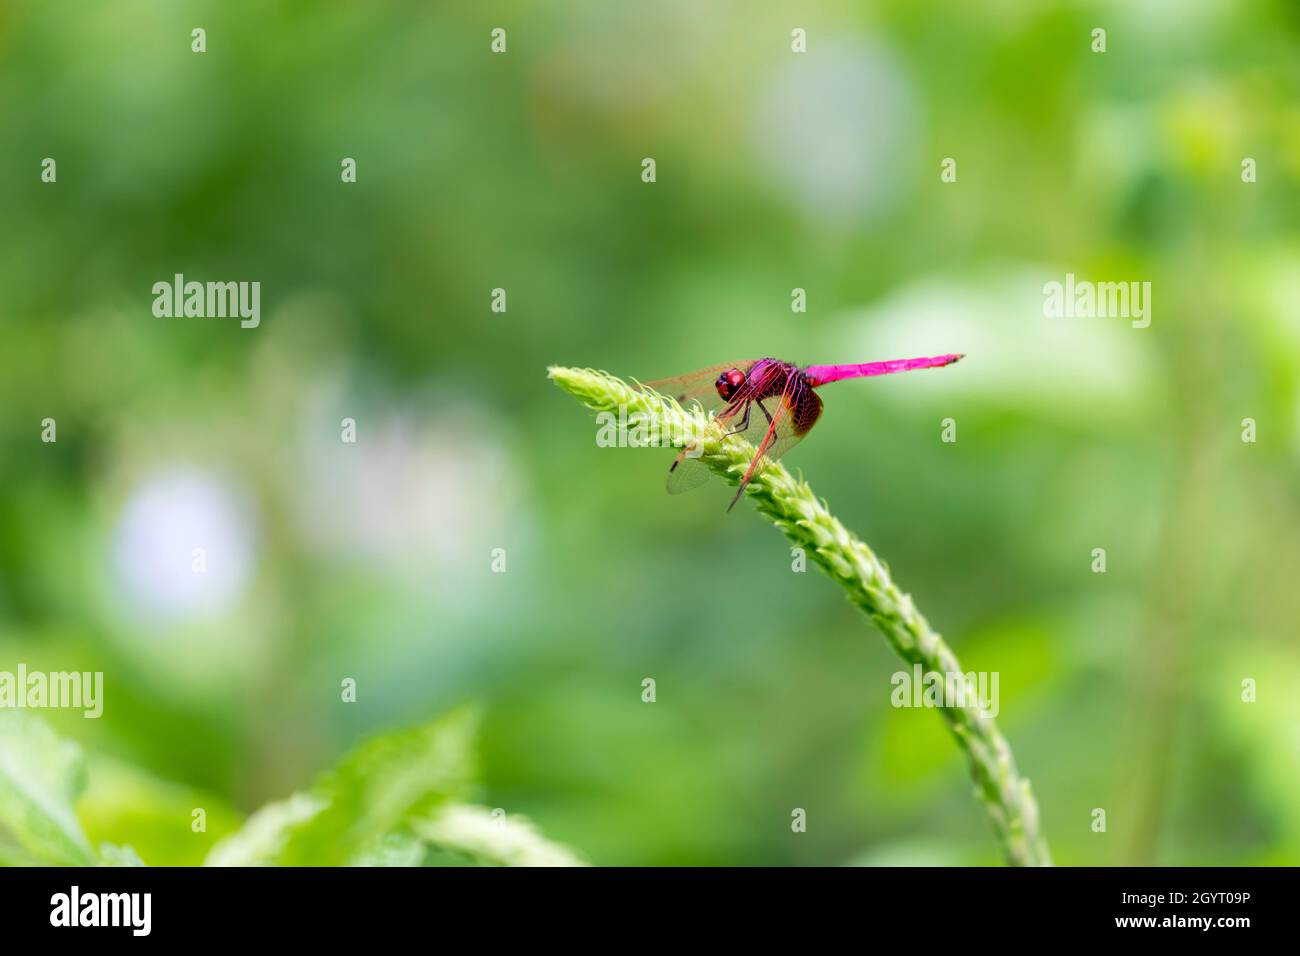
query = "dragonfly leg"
xmin=725 ymin=398 xmax=782 ymax=512
xmin=722 ymin=402 xmax=751 ymax=436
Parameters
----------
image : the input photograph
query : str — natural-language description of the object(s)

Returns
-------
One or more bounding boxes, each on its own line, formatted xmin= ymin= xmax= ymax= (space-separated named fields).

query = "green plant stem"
xmin=548 ymin=365 xmax=1052 ymax=867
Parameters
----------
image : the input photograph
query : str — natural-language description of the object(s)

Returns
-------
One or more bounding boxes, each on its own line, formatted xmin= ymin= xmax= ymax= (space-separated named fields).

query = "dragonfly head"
xmin=715 ymin=368 xmax=746 ymax=401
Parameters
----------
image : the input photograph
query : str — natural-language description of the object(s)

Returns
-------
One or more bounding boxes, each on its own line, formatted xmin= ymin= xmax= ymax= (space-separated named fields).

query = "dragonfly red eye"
xmin=715 ymin=368 xmax=746 ymax=400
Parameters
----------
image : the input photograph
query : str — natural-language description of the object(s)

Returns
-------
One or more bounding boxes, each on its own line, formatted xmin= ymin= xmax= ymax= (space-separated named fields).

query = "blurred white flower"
xmin=110 ymin=468 xmax=256 ymax=623
xmin=297 ymin=388 xmax=527 ymax=599
xmin=750 ymin=37 xmax=921 ymax=226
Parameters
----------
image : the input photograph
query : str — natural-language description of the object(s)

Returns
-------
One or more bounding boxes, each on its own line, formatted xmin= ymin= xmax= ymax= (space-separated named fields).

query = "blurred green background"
xmin=2 ymin=0 xmax=1299 ymax=866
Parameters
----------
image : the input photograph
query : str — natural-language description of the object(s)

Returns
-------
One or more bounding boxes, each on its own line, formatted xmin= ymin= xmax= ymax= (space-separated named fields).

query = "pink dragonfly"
xmin=645 ymin=354 xmax=963 ymax=510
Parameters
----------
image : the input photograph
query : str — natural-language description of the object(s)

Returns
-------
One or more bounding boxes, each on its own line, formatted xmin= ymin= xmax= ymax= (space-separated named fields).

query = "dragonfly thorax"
xmin=715 ymin=368 xmax=747 ymax=401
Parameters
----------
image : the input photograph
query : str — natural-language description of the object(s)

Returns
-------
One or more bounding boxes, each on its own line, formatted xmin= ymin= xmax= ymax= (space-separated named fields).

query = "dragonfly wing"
xmin=665 ymin=366 xmax=797 ymax=495
xmin=641 ymin=360 xmax=759 ymax=414
xmin=665 ymin=453 xmax=712 ymax=494
xmin=647 ymin=360 xmax=759 ymax=494
xmin=764 ymin=379 xmax=823 ymax=462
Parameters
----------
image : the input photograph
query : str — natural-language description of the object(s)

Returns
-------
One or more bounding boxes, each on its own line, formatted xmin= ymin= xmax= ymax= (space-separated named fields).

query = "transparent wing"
xmin=648 ymin=360 xmax=759 ymax=495
xmin=762 ymin=378 xmax=823 ymax=465
xmin=641 ymin=360 xmax=759 ymax=414
xmin=664 ymin=362 xmax=787 ymax=495
xmin=666 ymin=454 xmax=712 ymax=494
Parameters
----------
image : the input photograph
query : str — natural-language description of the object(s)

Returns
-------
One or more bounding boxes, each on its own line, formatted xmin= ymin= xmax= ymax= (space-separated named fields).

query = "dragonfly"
xmin=644 ymin=354 xmax=963 ymax=511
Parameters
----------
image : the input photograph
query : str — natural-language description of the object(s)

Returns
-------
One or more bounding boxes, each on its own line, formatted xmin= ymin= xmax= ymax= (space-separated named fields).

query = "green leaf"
xmin=351 ymin=830 xmax=426 ymax=867
xmin=280 ymin=708 xmax=478 ymax=865
xmin=99 ymin=843 xmax=147 ymax=866
xmin=0 ymin=713 xmax=96 ymax=865
xmin=207 ymin=708 xmax=479 ymax=866
xmin=203 ymin=792 xmax=326 ymax=866
xmin=412 ymin=805 xmax=587 ymax=867
xmin=78 ymin=758 xmax=244 ymax=866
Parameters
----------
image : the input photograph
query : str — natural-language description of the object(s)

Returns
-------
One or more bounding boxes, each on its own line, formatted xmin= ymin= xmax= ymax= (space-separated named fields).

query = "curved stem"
xmin=549 ymin=365 xmax=1052 ymax=866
